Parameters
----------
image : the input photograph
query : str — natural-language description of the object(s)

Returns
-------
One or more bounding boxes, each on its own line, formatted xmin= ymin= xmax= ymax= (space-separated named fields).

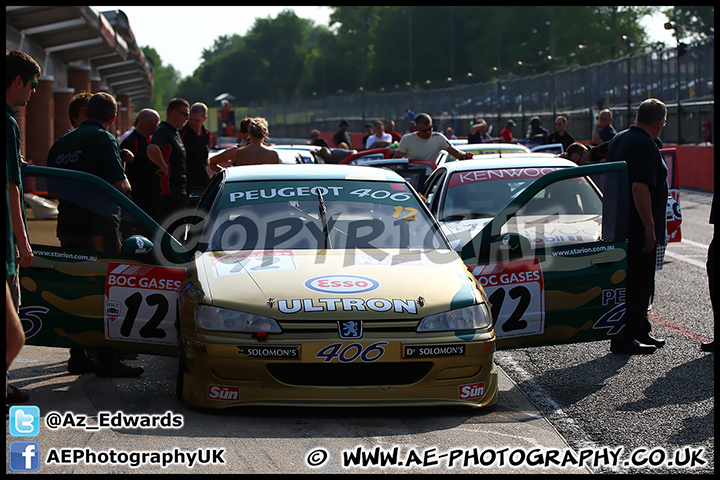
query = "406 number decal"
xmin=314 ymin=342 xmax=388 ymax=363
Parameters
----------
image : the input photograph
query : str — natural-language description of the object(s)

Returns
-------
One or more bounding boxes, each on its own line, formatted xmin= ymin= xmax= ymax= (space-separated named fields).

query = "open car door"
xmin=19 ymin=166 xmax=190 ymax=357
xmin=460 ymin=162 xmax=629 ymax=349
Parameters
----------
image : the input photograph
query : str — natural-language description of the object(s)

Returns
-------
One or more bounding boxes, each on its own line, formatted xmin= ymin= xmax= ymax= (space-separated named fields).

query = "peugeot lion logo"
xmin=338 ymin=320 xmax=363 ymax=339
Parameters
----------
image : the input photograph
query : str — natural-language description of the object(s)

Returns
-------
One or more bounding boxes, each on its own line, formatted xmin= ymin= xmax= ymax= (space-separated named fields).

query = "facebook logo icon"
xmin=9 ymin=405 xmax=40 ymax=436
xmin=9 ymin=441 xmax=41 ymax=472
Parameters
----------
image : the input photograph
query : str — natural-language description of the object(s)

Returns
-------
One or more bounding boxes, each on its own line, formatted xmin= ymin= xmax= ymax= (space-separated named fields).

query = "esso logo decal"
xmin=304 ymin=275 xmax=380 ymax=294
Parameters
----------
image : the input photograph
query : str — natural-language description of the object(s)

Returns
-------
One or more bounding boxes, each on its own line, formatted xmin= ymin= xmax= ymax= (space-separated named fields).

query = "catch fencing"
xmin=224 ymin=36 xmax=714 ymax=145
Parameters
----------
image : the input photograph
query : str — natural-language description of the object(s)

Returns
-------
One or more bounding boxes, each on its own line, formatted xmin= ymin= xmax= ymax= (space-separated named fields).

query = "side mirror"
xmin=488 ymin=232 xmax=531 ymax=260
xmin=121 ymin=235 xmax=155 ymax=256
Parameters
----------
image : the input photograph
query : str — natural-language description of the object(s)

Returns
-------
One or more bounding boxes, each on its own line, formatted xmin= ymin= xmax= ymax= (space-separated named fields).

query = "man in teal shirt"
xmin=6 ymin=49 xmax=41 ymax=405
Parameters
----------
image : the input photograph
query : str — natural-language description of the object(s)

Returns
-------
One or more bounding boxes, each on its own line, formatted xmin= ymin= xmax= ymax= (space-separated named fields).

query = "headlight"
xmin=195 ymin=305 xmax=282 ymax=333
xmin=416 ymin=303 xmax=492 ymax=332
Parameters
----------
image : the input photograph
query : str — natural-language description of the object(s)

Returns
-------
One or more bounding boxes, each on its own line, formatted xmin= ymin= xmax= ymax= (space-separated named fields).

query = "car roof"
xmin=439 ymin=153 xmax=577 ymax=173
xmin=456 ymin=143 xmax=531 ymax=152
xmin=224 ymin=163 xmax=407 ymax=183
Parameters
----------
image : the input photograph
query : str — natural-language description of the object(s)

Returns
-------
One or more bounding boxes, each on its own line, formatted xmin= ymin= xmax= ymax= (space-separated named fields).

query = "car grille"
xmin=276 ymin=319 xmax=418 ymax=335
xmin=267 ymin=362 xmax=433 ymax=386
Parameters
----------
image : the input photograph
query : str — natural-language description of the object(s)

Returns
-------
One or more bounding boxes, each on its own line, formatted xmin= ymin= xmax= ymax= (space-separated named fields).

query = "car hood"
xmin=195 ymin=249 xmax=481 ymax=319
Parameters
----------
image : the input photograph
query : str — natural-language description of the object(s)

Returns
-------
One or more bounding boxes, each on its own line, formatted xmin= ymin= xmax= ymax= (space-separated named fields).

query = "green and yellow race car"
xmin=19 ymin=160 xmax=629 ymax=408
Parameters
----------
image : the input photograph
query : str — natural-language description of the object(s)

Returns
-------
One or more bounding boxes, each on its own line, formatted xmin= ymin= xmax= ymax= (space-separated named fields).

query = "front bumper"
xmin=179 ymin=330 xmax=498 ymax=409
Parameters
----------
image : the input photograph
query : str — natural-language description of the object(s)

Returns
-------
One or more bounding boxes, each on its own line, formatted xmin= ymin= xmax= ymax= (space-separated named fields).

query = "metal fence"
xmin=230 ymin=36 xmax=714 ymax=145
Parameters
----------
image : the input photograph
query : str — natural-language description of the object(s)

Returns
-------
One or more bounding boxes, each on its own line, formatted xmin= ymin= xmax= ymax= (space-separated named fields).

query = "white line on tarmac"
xmin=663 ymin=250 xmax=707 ymax=269
xmin=493 ymin=353 xmax=622 ymax=474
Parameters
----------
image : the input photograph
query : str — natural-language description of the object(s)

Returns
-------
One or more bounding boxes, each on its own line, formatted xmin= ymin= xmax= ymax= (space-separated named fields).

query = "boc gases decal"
xmin=104 ymin=263 xmax=187 ymax=345
xmin=469 ymin=258 xmax=544 ymax=339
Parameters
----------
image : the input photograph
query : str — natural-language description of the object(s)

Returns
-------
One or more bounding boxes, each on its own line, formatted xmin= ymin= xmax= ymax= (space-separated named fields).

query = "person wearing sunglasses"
xmin=6 ymin=49 xmax=41 ymax=407
xmin=147 ymin=97 xmax=190 ymax=224
xmin=547 ymin=115 xmax=575 ymax=150
xmin=393 ymin=113 xmax=472 ymax=163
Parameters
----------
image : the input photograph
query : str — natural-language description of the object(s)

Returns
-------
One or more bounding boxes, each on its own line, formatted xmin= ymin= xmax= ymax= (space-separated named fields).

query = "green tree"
xmin=157 ymin=5 xmax=688 ymax=108
xmin=142 ymin=46 xmax=180 ymax=113
xmin=662 ymin=6 xmax=714 ymax=41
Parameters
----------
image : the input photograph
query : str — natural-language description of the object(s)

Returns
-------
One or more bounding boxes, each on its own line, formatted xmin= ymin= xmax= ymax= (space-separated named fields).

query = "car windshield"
xmin=205 ymin=179 xmax=448 ymax=251
xmin=440 ymin=167 xmax=565 ymax=222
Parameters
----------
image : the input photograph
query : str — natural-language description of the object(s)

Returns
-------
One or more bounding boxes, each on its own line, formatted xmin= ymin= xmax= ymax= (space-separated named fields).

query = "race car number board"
xmin=469 ymin=258 xmax=544 ymax=339
xmin=104 ymin=263 xmax=187 ymax=345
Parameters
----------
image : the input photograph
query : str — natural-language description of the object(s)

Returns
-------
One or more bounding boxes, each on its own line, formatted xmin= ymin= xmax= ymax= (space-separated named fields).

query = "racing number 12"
xmin=488 ymin=286 xmax=530 ymax=333
xmin=120 ymin=292 xmax=168 ymax=339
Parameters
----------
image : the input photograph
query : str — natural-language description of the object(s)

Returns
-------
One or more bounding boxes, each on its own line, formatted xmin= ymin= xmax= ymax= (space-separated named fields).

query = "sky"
xmin=93 ymin=6 xmax=675 ymax=79
xmin=92 ymin=6 xmax=333 ymax=78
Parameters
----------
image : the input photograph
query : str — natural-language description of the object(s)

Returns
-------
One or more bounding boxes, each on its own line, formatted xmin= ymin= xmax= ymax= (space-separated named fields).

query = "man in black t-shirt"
xmin=605 ymin=98 xmax=669 ymax=355
xmin=332 ymin=120 xmax=352 ymax=148
xmin=180 ymin=102 xmax=212 ymax=197
xmin=121 ymin=108 xmax=161 ymax=222
xmin=147 ymin=98 xmax=189 ymax=226
xmin=547 ymin=115 xmax=575 ymax=150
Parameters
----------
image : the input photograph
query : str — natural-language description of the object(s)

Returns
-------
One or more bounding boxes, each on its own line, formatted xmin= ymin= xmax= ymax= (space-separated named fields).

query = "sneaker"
xmin=94 ymin=359 xmax=144 ymax=378
xmin=6 ymin=384 xmax=30 ymax=404
xmin=67 ymin=356 xmax=98 ymax=375
xmin=610 ymin=339 xmax=656 ymax=355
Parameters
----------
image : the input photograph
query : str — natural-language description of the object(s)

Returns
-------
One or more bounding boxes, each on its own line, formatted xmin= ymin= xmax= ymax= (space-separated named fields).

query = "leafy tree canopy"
xmin=161 ymin=6 xmax=711 ymax=107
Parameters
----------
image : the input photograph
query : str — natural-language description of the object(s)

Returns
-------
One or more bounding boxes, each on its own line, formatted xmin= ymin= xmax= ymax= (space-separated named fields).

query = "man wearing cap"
xmin=526 ymin=116 xmax=549 ymax=145
xmin=332 ymin=120 xmax=352 ymax=148
xmin=500 ymin=119 xmax=516 ymax=142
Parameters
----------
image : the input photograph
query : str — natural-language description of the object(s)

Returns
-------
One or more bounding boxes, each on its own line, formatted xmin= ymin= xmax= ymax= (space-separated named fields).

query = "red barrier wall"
xmin=673 ymin=145 xmax=715 ymax=192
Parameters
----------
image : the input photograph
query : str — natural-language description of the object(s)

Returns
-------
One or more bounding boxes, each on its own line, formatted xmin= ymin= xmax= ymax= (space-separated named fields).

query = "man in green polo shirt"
xmin=46 ymin=92 xmax=142 ymax=378
xmin=6 ymin=49 xmax=41 ymax=406
xmin=47 ymin=92 xmax=131 ymax=252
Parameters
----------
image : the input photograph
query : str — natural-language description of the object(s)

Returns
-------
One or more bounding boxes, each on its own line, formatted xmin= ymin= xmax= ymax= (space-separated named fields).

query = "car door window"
xmin=507 ymin=175 xmax=605 ymax=249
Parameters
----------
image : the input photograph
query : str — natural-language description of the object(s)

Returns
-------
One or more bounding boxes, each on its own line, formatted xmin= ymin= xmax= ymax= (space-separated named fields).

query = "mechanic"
xmin=547 ymin=115 xmax=575 ymax=150
xmin=605 ymin=98 xmax=668 ymax=355
xmin=180 ymin=102 xmax=213 ymax=196
xmin=467 ymin=118 xmax=493 ymax=144
xmin=526 ymin=116 xmax=549 ymax=145
xmin=121 ymin=108 xmax=162 ymax=222
xmin=393 ymin=113 xmax=473 ymax=162
xmin=591 ymin=108 xmax=617 ymax=145
xmin=46 ymin=92 xmax=143 ymax=377
xmin=332 ymin=119 xmax=352 ymax=148
xmin=147 ymin=98 xmax=189 ymax=225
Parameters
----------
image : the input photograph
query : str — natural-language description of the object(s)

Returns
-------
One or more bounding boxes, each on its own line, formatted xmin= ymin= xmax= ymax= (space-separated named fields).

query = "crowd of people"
xmin=6 ymin=48 xmax=715 ymax=413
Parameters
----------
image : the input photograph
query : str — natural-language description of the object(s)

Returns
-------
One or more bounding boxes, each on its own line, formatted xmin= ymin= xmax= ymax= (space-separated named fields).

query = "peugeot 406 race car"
xmin=176 ymin=164 xmax=498 ymax=408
